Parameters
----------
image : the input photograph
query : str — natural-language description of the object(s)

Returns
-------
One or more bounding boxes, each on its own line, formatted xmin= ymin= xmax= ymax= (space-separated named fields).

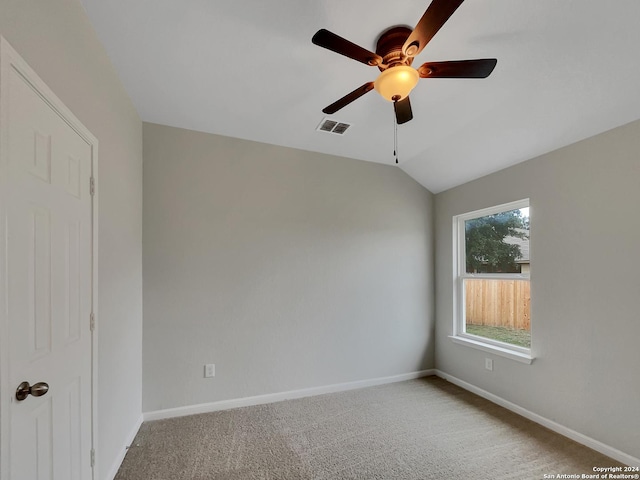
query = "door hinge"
xmin=90 ymin=312 xmax=95 ymax=332
xmin=90 ymin=448 xmax=95 ymax=467
xmin=90 ymin=176 xmax=95 ymax=196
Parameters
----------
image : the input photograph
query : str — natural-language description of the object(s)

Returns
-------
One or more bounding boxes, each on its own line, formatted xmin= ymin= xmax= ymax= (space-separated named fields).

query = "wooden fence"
xmin=465 ymin=279 xmax=530 ymax=330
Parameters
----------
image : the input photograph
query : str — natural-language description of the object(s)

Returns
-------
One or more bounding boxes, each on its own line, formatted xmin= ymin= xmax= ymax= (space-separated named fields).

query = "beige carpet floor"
xmin=115 ymin=377 xmax=624 ymax=479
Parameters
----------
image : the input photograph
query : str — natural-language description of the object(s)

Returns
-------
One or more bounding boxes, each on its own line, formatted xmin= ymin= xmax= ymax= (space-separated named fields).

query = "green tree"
xmin=465 ymin=209 xmax=528 ymax=273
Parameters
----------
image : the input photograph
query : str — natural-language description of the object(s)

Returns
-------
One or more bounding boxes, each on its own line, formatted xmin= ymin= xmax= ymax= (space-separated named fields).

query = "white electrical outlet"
xmin=204 ymin=364 xmax=215 ymax=378
xmin=485 ymin=358 xmax=493 ymax=371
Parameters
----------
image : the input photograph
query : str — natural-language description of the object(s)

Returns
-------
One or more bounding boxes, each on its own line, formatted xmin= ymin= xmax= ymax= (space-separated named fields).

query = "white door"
xmin=0 ymin=39 xmax=96 ymax=480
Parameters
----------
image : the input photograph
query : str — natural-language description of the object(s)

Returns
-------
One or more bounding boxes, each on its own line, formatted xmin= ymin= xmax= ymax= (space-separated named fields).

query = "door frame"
xmin=0 ymin=36 xmax=100 ymax=480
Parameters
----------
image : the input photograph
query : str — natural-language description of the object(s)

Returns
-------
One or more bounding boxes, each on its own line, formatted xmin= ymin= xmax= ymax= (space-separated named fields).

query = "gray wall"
xmin=142 ymin=123 xmax=434 ymax=412
xmin=434 ymin=119 xmax=640 ymax=459
xmin=0 ymin=1 xmax=143 ymax=478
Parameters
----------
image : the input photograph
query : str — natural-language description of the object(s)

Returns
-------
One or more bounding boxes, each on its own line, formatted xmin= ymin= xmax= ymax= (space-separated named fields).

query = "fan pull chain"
xmin=393 ymin=111 xmax=399 ymax=164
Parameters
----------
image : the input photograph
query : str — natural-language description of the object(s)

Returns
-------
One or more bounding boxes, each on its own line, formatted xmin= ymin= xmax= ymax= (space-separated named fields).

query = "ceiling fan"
xmin=312 ymin=0 xmax=497 ymax=124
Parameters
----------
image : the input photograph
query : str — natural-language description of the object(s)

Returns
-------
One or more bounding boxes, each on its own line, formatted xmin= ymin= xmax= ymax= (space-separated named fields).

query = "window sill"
xmin=449 ymin=335 xmax=534 ymax=364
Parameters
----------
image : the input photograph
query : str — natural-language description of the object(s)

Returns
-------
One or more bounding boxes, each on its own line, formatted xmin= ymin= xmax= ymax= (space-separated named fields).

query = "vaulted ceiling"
xmin=81 ymin=0 xmax=640 ymax=193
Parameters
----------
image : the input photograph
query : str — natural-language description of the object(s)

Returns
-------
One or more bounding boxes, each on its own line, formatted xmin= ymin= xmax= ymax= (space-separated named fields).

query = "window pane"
xmin=465 ymin=208 xmax=529 ymax=274
xmin=464 ymin=278 xmax=530 ymax=348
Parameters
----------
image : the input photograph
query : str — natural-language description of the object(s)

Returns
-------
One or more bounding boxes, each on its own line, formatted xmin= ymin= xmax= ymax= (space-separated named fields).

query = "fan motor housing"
xmin=375 ymin=26 xmax=414 ymax=70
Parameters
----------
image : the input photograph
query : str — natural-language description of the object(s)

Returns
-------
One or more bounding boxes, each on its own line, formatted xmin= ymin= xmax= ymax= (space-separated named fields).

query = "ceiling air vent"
xmin=317 ymin=118 xmax=351 ymax=135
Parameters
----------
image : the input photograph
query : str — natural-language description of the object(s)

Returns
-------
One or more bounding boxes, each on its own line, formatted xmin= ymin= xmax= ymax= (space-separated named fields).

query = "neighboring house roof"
xmin=504 ymin=228 xmax=530 ymax=263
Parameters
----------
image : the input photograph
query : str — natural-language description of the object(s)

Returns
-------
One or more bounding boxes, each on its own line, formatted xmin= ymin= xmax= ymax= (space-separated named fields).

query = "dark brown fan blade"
xmin=394 ymin=97 xmax=413 ymax=124
xmin=402 ymin=0 xmax=465 ymax=57
xmin=312 ymin=29 xmax=383 ymax=67
xmin=322 ymin=82 xmax=375 ymax=114
xmin=418 ymin=59 xmax=497 ymax=78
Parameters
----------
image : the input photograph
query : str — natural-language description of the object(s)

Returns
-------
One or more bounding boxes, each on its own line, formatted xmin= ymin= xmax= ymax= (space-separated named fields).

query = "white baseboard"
xmin=435 ymin=370 xmax=640 ymax=468
xmin=104 ymin=414 xmax=143 ymax=480
xmin=143 ymin=369 xmax=435 ymax=422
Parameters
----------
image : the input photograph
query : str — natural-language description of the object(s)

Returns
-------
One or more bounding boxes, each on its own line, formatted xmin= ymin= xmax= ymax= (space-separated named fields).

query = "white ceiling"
xmin=80 ymin=0 xmax=640 ymax=193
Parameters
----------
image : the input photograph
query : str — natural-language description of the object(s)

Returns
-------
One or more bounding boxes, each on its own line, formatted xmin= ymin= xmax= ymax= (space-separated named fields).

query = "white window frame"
xmin=450 ymin=199 xmax=534 ymax=364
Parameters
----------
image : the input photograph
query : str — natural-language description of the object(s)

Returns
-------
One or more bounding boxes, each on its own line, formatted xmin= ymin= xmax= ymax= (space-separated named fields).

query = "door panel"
xmin=54 ymin=377 xmax=82 ymax=480
xmin=29 ymin=206 xmax=53 ymax=358
xmin=65 ymin=220 xmax=82 ymax=344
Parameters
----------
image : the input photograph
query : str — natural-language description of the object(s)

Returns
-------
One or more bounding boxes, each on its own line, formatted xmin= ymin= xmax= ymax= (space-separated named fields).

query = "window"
xmin=452 ymin=199 xmax=532 ymax=363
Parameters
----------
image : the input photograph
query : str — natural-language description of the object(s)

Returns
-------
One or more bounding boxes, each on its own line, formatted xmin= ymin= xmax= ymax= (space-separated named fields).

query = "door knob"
xmin=15 ymin=381 xmax=49 ymax=401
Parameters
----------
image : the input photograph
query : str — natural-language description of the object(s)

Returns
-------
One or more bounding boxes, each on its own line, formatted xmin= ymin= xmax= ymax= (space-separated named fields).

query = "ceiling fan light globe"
xmin=374 ymin=66 xmax=419 ymax=102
